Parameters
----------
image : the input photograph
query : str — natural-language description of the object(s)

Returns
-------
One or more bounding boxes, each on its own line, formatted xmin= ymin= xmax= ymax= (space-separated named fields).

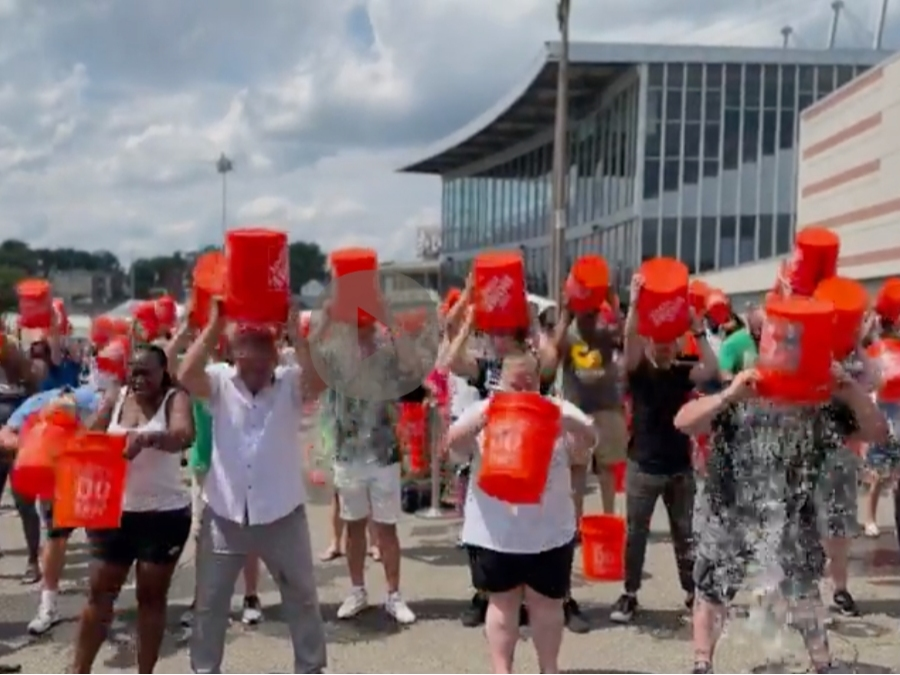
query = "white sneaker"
xmin=241 ymin=596 xmax=263 ymax=625
xmin=337 ymin=587 xmax=368 ymax=619
xmin=384 ymin=592 xmax=416 ymax=625
xmin=27 ymin=603 xmax=60 ymax=636
xmin=864 ymin=522 xmax=880 ymax=538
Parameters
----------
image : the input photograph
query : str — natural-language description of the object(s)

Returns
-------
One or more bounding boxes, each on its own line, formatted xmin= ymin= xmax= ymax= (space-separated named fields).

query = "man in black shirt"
xmin=610 ymin=274 xmax=720 ymax=625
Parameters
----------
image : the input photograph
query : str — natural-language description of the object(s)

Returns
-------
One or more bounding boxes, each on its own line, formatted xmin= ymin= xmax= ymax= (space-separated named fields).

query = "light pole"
xmin=216 ymin=152 xmax=234 ymax=240
xmin=548 ymin=0 xmax=571 ymax=308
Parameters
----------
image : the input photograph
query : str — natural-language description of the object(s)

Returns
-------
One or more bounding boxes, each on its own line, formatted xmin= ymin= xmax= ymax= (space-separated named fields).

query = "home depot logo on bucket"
xmin=481 ymin=275 xmax=514 ymax=312
xmin=759 ymin=317 xmax=801 ymax=371
xmin=269 ymin=245 xmax=289 ymax=292
xmin=648 ymin=296 xmax=686 ymax=329
xmin=73 ymin=465 xmax=115 ymax=520
xmin=307 ymin=270 xmax=440 ymax=403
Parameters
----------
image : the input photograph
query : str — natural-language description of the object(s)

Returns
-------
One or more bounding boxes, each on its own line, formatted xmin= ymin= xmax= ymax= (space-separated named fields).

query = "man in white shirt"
xmin=178 ymin=303 xmax=327 ymax=674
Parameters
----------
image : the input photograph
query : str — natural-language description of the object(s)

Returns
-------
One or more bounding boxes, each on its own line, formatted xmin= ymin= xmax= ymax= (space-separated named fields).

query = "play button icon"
xmin=306 ymin=270 xmax=441 ymax=403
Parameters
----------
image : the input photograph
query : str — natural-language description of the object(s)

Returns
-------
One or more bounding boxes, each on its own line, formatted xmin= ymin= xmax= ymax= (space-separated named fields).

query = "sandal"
xmin=319 ymin=546 xmax=343 ymax=562
xmin=21 ymin=563 xmax=41 ymax=585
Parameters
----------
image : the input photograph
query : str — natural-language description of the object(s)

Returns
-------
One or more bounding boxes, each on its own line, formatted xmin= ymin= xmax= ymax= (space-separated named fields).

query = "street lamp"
xmin=216 ymin=152 xmax=234 ymax=240
xmin=548 ymin=0 xmax=571 ymax=308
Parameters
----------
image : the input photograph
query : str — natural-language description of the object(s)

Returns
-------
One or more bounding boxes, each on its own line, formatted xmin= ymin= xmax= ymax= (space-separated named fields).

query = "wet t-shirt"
xmin=561 ymin=323 xmax=621 ymax=413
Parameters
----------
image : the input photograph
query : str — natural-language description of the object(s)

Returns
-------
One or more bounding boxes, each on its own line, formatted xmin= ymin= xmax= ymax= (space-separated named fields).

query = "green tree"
xmin=288 ymin=241 xmax=326 ymax=293
xmin=0 ymin=264 xmax=27 ymax=312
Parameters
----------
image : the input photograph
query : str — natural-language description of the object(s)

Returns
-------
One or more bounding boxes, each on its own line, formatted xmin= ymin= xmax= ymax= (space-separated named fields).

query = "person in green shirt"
xmin=717 ymin=308 xmax=763 ymax=378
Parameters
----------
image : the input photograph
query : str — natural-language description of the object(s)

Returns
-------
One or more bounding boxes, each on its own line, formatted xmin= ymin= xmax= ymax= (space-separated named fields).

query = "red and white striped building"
xmin=700 ymin=50 xmax=900 ymax=298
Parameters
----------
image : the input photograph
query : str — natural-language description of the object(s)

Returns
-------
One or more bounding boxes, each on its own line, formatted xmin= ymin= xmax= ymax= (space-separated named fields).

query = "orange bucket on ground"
xmin=875 ymin=278 xmax=900 ymax=325
xmin=611 ymin=461 xmax=626 ymax=494
xmin=565 ymin=255 xmax=610 ymax=314
xmin=11 ymin=408 xmax=80 ymax=500
xmin=478 ymin=392 xmax=560 ymax=504
xmin=756 ymin=296 xmax=835 ymax=403
xmin=785 ymin=227 xmax=840 ymax=296
xmin=397 ymin=402 xmax=427 ymax=474
xmin=155 ymin=295 xmax=178 ymax=328
xmin=867 ymin=339 xmax=900 ymax=403
xmin=688 ymin=280 xmax=710 ymax=315
xmin=705 ymin=289 xmax=731 ymax=326
xmin=813 ymin=276 xmax=868 ymax=360
xmin=473 ymin=252 xmax=529 ymax=333
xmin=191 ymin=250 xmax=226 ymax=328
xmin=96 ymin=336 xmax=130 ymax=381
xmin=636 ymin=258 xmax=690 ymax=343
xmin=580 ymin=514 xmax=626 ymax=581
xmin=225 ymin=228 xmax=290 ymax=325
xmin=132 ymin=301 xmax=161 ymax=342
xmin=53 ymin=432 xmax=128 ymax=530
xmin=16 ymin=279 xmax=53 ymax=330
xmin=329 ymin=247 xmax=379 ymax=325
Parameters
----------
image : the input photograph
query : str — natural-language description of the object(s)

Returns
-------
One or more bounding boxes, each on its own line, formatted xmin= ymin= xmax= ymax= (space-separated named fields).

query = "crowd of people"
xmin=0 ymin=260 xmax=898 ymax=674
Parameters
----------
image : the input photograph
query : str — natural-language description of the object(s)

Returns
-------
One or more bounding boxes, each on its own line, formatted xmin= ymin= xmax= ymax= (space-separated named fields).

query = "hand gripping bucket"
xmin=478 ymin=392 xmax=560 ymax=504
xmin=53 ymin=432 xmax=128 ymax=529
xmin=813 ymin=276 xmax=868 ymax=360
xmin=11 ymin=408 xmax=80 ymax=500
xmin=580 ymin=514 xmax=626 ymax=582
xmin=473 ymin=252 xmax=529 ymax=333
xmin=225 ymin=228 xmax=290 ymax=325
xmin=867 ymin=338 xmax=900 ymax=403
xmin=329 ymin=247 xmax=379 ymax=325
xmin=636 ymin=258 xmax=690 ymax=343
xmin=688 ymin=280 xmax=710 ymax=316
xmin=16 ymin=279 xmax=53 ymax=330
xmin=397 ymin=402 xmax=428 ymax=474
xmin=785 ymin=227 xmax=840 ymax=296
xmin=564 ymin=255 xmax=610 ymax=314
xmin=756 ymin=296 xmax=835 ymax=404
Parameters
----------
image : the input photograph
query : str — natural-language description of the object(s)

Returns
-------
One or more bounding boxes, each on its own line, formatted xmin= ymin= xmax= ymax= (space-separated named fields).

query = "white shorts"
xmin=333 ymin=462 xmax=402 ymax=525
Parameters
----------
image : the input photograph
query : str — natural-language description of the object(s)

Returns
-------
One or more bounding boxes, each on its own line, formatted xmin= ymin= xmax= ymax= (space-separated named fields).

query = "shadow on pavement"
xmin=563 ymin=669 xmax=652 ymax=674
xmin=855 ymin=596 xmax=900 ymax=620
xmin=830 ymin=616 xmax=896 ymax=640
xmin=753 ymin=662 xmax=892 ymax=673
xmin=402 ymin=540 xmax=467 ymax=567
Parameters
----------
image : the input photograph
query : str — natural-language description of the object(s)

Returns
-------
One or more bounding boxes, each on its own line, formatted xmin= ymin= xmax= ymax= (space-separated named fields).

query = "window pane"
xmin=663 ymin=159 xmax=680 ymax=191
xmin=758 ymin=214 xmax=773 ymax=259
xmin=661 ymin=218 xmax=678 ymax=257
xmin=725 ymin=64 xmax=742 ymax=107
xmin=683 ymin=159 xmax=699 ymax=185
xmin=665 ymin=121 xmax=682 ymax=156
xmin=775 ymin=214 xmax=793 ymax=254
xmin=706 ymin=63 xmax=723 ymax=89
xmin=780 ymin=66 xmax=796 ymax=108
xmin=681 ymin=217 xmax=698 ymax=272
xmin=762 ymin=109 xmax=777 ymax=155
xmin=719 ymin=216 xmax=737 ymax=268
xmin=666 ymin=90 xmax=683 ymax=121
xmin=739 ymin=215 xmax=756 ymax=264
xmin=816 ymin=66 xmax=834 ymax=97
xmin=799 ymin=66 xmax=815 ymax=92
xmin=645 ymin=90 xmax=662 ymax=157
xmin=685 ymin=122 xmax=701 ymax=158
xmin=648 ymin=64 xmax=664 ymax=87
xmin=744 ymin=64 xmax=761 ymax=108
xmin=686 ymin=90 xmax=702 ymax=121
xmin=763 ymin=65 xmax=779 ymax=108
xmin=643 ymin=159 xmax=660 ymax=199
xmin=667 ymin=63 xmax=685 ymax=89
xmin=703 ymin=159 xmax=719 ymax=178
xmin=704 ymin=122 xmax=721 ymax=158
xmin=705 ymin=90 xmax=722 ymax=121
xmin=641 ymin=218 xmax=658 ymax=260
xmin=699 ymin=217 xmax=717 ymax=271
xmin=687 ymin=64 xmax=703 ymax=89
xmin=742 ymin=109 xmax=760 ymax=162
xmin=779 ymin=110 xmax=795 ymax=149
xmin=836 ymin=65 xmax=854 ymax=87
xmin=723 ymin=110 xmax=740 ymax=169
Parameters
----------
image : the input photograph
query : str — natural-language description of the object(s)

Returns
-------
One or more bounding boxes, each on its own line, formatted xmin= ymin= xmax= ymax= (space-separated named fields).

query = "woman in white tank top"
xmin=72 ymin=344 xmax=195 ymax=674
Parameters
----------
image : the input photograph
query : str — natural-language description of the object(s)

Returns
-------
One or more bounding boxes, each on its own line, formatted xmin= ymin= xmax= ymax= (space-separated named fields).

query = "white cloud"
xmin=0 ymin=0 xmax=894 ymax=263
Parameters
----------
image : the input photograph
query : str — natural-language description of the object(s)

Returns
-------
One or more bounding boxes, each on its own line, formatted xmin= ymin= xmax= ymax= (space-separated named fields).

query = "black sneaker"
xmin=460 ymin=594 xmax=487 ymax=628
xmin=832 ymin=590 xmax=859 ymax=617
xmin=691 ymin=662 xmax=713 ymax=674
xmin=518 ymin=603 xmax=529 ymax=627
xmin=685 ymin=592 xmax=695 ymax=612
xmin=564 ymin=597 xmax=590 ymax=634
xmin=610 ymin=593 xmax=637 ymax=624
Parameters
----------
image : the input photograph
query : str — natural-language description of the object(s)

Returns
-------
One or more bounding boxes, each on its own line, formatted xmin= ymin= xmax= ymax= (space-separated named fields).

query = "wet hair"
xmin=134 ymin=343 xmax=175 ymax=391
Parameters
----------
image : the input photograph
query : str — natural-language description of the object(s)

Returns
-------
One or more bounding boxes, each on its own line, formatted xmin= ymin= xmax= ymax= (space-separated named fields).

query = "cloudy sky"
xmin=0 ymin=0 xmax=895 ymax=265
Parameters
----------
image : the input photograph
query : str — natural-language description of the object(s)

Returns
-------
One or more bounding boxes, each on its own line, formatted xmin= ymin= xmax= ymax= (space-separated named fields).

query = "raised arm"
xmin=177 ymin=299 xmax=227 ymax=400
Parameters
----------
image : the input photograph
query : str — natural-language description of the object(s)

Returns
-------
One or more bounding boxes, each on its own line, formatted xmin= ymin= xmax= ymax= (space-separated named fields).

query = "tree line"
xmin=0 ymin=239 xmax=328 ymax=312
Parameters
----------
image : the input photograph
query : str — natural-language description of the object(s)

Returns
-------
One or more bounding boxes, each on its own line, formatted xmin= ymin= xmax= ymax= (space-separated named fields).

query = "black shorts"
xmin=88 ymin=507 xmax=191 ymax=567
xmin=467 ymin=541 xmax=574 ymax=600
xmin=40 ymin=503 xmax=75 ymax=541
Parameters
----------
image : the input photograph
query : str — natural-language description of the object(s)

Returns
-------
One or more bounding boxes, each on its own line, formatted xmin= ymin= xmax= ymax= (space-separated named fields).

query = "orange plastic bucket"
xmin=756 ymin=296 xmax=835 ymax=403
xmin=580 ymin=514 xmax=626 ymax=581
xmin=441 ymin=287 xmax=463 ymax=316
xmin=132 ymin=300 xmax=161 ymax=342
xmin=155 ymin=295 xmax=178 ymax=328
xmin=688 ymin=280 xmax=710 ymax=315
xmin=225 ymin=228 xmax=290 ymax=325
xmin=636 ymin=258 xmax=690 ymax=343
xmin=611 ymin=461 xmax=626 ymax=494
xmin=785 ymin=227 xmax=840 ymax=296
xmin=705 ymin=289 xmax=731 ymax=325
xmin=190 ymin=250 xmax=226 ymax=328
xmin=11 ymin=408 xmax=79 ymax=500
xmin=89 ymin=316 xmax=115 ymax=348
xmin=813 ymin=276 xmax=868 ymax=360
xmin=866 ymin=338 xmax=900 ymax=403
xmin=397 ymin=402 xmax=427 ymax=474
xmin=16 ymin=279 xmax=53 ymax=329
xmin=53 ymin=432 xmax=128 ymax=530
xmin=478 ymin=392 xmax=560 ymax=504
xmin=875 ymin=278 xmax=900 ymax=324
xmin=473 ymin=252 xmax=530 ymax=333
xmin=565 ymin=255 xmax=610 ymax=314
xmin=96 ymin=336 xmax=130 ymax=381
xmin=52 ymin=298 xmax=70 ymax=334
xmin=329 ymin=247 xmax=379 ymax=325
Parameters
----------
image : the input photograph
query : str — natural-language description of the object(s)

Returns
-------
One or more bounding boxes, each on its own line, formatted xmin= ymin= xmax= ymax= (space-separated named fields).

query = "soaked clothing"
xmin=693 ymin=400 xmax=858 ymax=604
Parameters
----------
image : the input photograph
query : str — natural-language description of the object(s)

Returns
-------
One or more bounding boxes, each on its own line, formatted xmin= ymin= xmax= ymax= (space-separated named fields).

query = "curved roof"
xmin=398 ymin=41 xmax=893 ymax=176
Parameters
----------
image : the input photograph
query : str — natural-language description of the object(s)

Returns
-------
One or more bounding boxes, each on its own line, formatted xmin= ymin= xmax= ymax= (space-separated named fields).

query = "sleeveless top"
xmin=108 ymin=388 xmax=190 ymax=513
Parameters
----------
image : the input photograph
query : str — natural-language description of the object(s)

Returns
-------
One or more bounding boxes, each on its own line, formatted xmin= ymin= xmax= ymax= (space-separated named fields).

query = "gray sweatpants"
xmin=190 ymin=505 xmax=327 ymax=674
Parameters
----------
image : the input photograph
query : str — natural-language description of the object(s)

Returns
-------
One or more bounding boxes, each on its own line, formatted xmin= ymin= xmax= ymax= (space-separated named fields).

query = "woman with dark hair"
xmin=71 ymin=344 xmax=195 ymax=673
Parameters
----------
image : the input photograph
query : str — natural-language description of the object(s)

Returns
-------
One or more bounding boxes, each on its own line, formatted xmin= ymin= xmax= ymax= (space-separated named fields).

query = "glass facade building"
xmin=402 ymin=45 xmax=888 ymax=295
